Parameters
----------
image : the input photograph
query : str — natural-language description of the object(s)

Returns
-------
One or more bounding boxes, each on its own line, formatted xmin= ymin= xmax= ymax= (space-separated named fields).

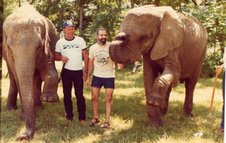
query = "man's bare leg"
xmin=91 ymin=87 xmax=101 ymax=119
xmin=105 ymin=88 xmax=114 ymax=122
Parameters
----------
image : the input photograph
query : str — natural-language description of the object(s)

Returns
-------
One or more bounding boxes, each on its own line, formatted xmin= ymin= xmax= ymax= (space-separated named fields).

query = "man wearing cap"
xmin=55 ymin=20 xmax=88 ymax=124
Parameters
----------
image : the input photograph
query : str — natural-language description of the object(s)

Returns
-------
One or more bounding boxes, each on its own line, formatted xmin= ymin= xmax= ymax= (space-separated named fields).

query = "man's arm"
xmin=55 ymin=52 xmax=68 ymax=63
xmin=55 ymin=52 xmax=62 ymax=61
xmin=216 ymin=65 xmax=224 ymax=76
xmin=82 ymin=49 xmax=89 ymax=80
xmin=87 ymin=58 xmax=94 ymax=77
xmin=85 ymin=57 xmax=94 ymax=85
xmin=82 ymin=49 xmax=89 ymax=72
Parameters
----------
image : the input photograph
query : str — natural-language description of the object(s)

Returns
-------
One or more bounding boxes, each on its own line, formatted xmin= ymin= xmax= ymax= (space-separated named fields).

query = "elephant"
xmin=3 ymin=4 xmax=59 ymax=140
xmin=109 ymin=5 xmax=208 ymax=126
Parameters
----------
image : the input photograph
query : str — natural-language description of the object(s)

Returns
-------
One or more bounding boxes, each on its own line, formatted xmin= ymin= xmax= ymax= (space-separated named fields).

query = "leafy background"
xmin=1 ymin=1 xmax=225 ymax=142
xmin=2 ymin=0 xmax=226 ymax=77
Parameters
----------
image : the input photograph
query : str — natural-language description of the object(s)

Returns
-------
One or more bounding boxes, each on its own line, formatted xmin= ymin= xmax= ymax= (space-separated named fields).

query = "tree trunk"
xmin=79 ymin=5 xmax=84 ymax=37
xmin=154 ymin=0 xmax=160 ymax=6
xmin=19 ymin=0 xmax=21 ymax=7
xmin=131 ymin=0 xmax=135 ymax=8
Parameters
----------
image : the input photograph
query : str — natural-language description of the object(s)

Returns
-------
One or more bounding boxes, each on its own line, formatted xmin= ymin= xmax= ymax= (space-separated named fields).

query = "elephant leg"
xmin=40 ymin=61 xmax=59 ymax=102
xmin=143 ymin=55 xmax=163 ymax=126
xmin=160 ymin=87 xmax=172 ymax=115
xmin=6 ymin=69 xmax=18 ymax=110
xmin=184 ymin=78 xmax=197 ymax=117
xmin=148 ymin=75 xmax=172 ymax=107
xmin=143 ymin=55 xmax=159 ymax=107
xmin=147 ymin=105 xmax=163 ymax=126
xmin=149 ymin=51 xmax=180 ymax=107
xmin=33 ymin=70 xmax=42 ymax=109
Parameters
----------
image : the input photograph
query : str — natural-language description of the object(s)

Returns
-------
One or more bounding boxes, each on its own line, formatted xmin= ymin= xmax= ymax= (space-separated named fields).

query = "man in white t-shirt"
xmin=55 ymin=20 xmax=88 ymax=124
xmin=86 ymin=28 xmax=115 ymax=128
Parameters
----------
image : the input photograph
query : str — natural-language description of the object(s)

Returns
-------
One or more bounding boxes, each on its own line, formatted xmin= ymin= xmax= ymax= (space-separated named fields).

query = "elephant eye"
xmin=116 ymin=35 xmax=124 ymax=41
xmin=115 ymin=32 xmax=128 ymax=41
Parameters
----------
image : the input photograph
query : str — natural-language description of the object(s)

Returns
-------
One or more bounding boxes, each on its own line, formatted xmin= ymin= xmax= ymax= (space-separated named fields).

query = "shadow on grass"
xmin=0 ymin=108 xmax=25 ymax=140
xmin=1 ymin=93 xmax=223 ymax=143
xmin=1 ymin=69 xmax=224 ymax=142
xmin=97 ymin=96 xmax=223 ymax=143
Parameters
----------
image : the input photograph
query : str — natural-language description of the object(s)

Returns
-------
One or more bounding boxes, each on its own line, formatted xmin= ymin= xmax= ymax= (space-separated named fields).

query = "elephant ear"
xmin=43 ymin=18 xmax=51 ymax=59
xmin=46 ymin=19 xmax=58 ymax=53
xmin=150 ymin=11 xmax=184 ymax=61
xmin=44 ymin=18 xmax=57 ymax=60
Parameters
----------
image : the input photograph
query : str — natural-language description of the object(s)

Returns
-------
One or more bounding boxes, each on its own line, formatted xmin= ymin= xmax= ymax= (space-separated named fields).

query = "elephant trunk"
xmin=41 ymin=60 xmax=59 ymax=102
xmin=109 ymin=33 xmax=130 ymax=63
xmin=14 ymin=56 xmax=36 ymax=140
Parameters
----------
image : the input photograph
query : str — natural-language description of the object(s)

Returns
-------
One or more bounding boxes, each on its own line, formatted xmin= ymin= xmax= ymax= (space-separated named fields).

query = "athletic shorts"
xmin=91 ymin=75 xmax=115 ymax=89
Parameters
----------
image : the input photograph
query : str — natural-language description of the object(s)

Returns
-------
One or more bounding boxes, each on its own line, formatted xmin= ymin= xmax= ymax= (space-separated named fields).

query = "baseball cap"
xmin=63 ymin=20 xmax=75 ymax=28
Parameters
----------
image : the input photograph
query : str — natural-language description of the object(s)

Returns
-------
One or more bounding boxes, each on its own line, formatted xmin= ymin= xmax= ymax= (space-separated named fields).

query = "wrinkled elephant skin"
xmin=109 ymin=6 xmax=208 ymax=126
xmin=3 ymin=4 xmax=59 ymax=140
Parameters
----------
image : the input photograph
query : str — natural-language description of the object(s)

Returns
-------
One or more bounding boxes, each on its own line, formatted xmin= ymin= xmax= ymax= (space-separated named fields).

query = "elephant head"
xmin=109 ymin=6 xmax=184 ymax=63
xmin=3 ymin=4 xmax=59 ymax=140
xmin=110 ymin=6 xmax=207 ymax=126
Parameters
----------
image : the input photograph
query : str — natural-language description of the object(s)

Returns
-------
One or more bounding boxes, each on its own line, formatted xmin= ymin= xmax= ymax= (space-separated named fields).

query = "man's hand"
xmin=61 ymin=56 xmax=69 ymax=63
xmin=215 ymin=65 xmax=223 ymax=76
xmin=55 ymin=52 xmax=68 ymax=63
xmin=85 ymin=77 xmax=91 ymax=86
xmin=83 ymin=71 xmax=88 ymax=81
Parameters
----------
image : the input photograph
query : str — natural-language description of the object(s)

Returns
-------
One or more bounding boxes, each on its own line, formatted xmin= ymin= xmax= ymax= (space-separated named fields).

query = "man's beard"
xmin=99 ymin=38 xmax=107 ymax=45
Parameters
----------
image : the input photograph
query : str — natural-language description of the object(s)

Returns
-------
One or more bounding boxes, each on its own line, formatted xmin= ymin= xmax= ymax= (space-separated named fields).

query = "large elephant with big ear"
xmin=3 ymin=4 xmax=59 ymax=140
xmin=109 ymin=5 xmax=208 ymax=126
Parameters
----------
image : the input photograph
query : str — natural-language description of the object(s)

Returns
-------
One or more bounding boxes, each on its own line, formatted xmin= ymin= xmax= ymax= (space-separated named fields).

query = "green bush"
xmin=201 ymin=51 xmax=222 ymax=78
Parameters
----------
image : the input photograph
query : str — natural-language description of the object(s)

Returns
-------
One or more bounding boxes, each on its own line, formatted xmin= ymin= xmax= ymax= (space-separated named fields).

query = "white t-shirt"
xmin=89 ymin=42 xmax=115 ymax=78
xmin=55 ymin=36 xmax=87 ymax=70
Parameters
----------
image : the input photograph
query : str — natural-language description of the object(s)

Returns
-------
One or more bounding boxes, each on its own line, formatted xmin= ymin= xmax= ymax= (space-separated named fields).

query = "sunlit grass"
xmin=1 ymin=61 xmax=224 ymax=143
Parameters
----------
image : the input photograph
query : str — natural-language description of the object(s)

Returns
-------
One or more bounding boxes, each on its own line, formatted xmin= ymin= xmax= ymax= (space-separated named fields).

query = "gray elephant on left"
xmin=3 ymin=4 xmax=59 ymax=140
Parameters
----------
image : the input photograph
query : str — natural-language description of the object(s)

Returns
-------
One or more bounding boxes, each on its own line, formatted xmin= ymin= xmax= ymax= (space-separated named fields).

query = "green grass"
xmin=1 ymin=68 xmax=224 ymax=143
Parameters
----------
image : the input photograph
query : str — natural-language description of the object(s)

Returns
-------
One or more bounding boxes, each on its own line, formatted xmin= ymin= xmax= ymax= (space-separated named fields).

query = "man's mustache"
xmin=100 ymin=38 xmax=107 ymax=41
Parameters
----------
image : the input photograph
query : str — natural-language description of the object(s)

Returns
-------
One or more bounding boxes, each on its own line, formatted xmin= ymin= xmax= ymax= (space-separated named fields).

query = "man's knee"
xmin=106 ymin=94 xmax=113 ymax=102
xmin=91 ymin=95 xmax=99 ymax=102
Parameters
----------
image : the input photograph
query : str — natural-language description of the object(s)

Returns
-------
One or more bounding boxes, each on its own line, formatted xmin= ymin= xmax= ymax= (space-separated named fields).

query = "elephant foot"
xmin=184 ymin=111 xmax=194 ymax=117
xmin=40 ymin=93 xmax=59 ymax=102
xmin=147 ymin=95 xmax=162 ymax=107
xmin=160 ymin=107 xmax=168 ymax=115
xmin=6 ymin=104 xmax=17 ymax=110
xmin=146 ymin=119 xmax=163 ymax=127
xmin=35 ymin=105 xmax=43 ymax=112
xmin=16 ymin=132 xmax=33 ymax=141
xmin=34 ymin=101 xmax=42 ymax=108
xmin=184 ymin=107 xmax=194 ymax=117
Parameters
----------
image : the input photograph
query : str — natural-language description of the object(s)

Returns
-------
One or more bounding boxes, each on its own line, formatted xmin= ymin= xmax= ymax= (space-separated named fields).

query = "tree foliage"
xmin=180 ymin=0 xmax=226 ymax=77
xmin=83 ymin=1 xmax=123 ymax=46
xmin=3 ymin=0 xmax=226 ymax=77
